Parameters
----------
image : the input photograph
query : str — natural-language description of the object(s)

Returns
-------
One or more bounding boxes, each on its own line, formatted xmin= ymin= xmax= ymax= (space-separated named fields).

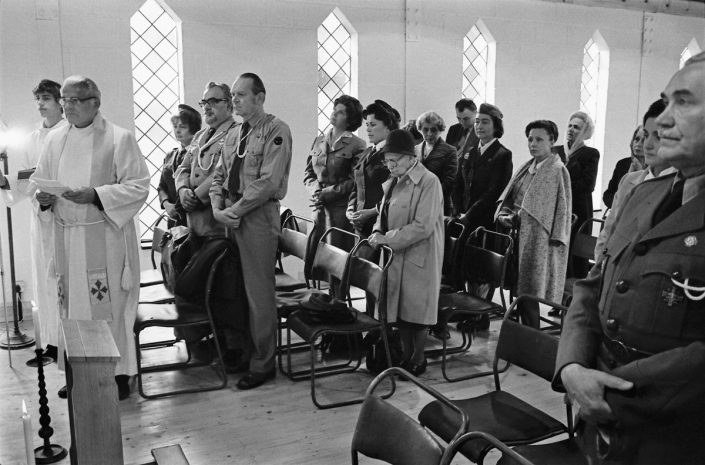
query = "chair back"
xmin=352 ymin=395 xmax=444 ymax=465
xmin=311 ymin=227 xmax=353 ymax=299
xmin=344 ymin=241 xmax=393 ymax=317
xmin=440 ymin=431 xmax=534 ymax=465
xmin=442 ymin=218 xmax=466 ymax=290
xmin=149 ymin=213 xmax=168 ymax=268
xmin=204 ymin=247 xmax=233 ymax=315
xmin=279 ymin=214 xmax=313 ymax=262
xmin=571 ymin=218 xmax=605 ymax=261
xmin=493 ymin=297 xmax=559 ymax=387
xmin=461 ymin=228 xmax=513 ymax=289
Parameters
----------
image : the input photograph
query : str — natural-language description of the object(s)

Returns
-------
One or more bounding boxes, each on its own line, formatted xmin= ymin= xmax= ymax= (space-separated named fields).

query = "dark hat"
xmin=478 ymin=103 xmax=503 ymax=120
xmin=383 ymin=129 xmax=416 ymax=158
xmin=178 ymin=103 xmax=200 ymax=119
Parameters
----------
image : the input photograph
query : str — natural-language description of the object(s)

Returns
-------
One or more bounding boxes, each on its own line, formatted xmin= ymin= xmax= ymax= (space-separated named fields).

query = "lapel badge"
xmin=464 ymin=153 xmax=470 ymax=159
xmin=684 ymin=235 xmax=698 ymax=247
xmin=661 ymin=286 xmax=685 ymax=307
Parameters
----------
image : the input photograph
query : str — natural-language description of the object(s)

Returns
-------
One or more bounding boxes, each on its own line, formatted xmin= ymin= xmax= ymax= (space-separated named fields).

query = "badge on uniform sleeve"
xmin=684 ymin=235 xmax=698 ymax=247
xmin=661 ymin=286 xmax=685 ymax=307
xmin=274 ymin=136 xmax=283 ymax=146
xmin=88 ymin=268 xmax=111 ymax=305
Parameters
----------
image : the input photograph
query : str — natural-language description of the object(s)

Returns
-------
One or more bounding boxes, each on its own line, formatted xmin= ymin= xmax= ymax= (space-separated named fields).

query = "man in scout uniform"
xmin=554 ymin=51 xmax=705 ymax=464
xmin=176 ymin=82 xmax=236 ymax=243
xmin=210 ymin=73 xmax=292 ymax=390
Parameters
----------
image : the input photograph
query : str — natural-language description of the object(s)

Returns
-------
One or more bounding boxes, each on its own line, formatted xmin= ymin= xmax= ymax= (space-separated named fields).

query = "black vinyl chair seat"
xmin=140 ymin=268 xmax=164 ymax=287
xmin=275 ymin=270 xmax=307 ymax=292
xmin=287 ymin=311 xmax=381 ymax=342
xmin=135 ymin=302 xmax=214 ymax=331
xmin=419 ymin=390 xmax=567 ymax=462
xmin=438 ymin=292 xmax=502 ymax=319
xmin=497 ymin=439 xmax=588 ymax=465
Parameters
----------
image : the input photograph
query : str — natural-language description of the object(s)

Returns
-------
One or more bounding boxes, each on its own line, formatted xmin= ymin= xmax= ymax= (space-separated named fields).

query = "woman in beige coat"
xmin=369 ymin=129 xmax=445 ymax=376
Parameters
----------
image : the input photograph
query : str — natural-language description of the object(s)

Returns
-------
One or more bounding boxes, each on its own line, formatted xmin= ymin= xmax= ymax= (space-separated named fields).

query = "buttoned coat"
xmin=557 ymin=144 xmax=600 ymax=229
xmin=554 ymin=173 xmax=705 ymax=464
xmin=495 ymin=154 xmax=572 ymax=303
xmin=175 ymin=118 xmax=236 ymax=237
xmin=373 ymin=162 xmax=444 ymax=325
xmin=347 ymin=146 xmax=390 ymax=236
xmin=416 ymin=139 xmax=457 ymax=214
xmin=453 ymin=139 xmax=513 ymax=226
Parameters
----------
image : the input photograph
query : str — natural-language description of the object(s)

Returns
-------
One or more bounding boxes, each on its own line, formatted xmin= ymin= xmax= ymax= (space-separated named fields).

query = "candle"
xmin=32 ymin=306 xmax=41 ymax=349
xmin=22 ymin=400 xmax=36 ymax=465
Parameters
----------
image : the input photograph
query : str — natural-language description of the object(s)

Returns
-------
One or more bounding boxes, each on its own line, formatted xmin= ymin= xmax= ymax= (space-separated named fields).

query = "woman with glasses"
xmin=414 ymin=111 xmax=457 ymax=215
xmin=175 ymin=82 xmax=237 ymax=245
xmin=369 ymin=129 xmax=444 ymax=376
xmin=304 ymin=95 xmax=366 ymax=255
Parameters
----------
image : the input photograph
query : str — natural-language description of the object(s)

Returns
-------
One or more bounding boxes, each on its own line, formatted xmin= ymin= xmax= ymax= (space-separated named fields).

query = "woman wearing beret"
xmin=369 ymin=129 xmax=445 ymax=375
xmin=496 ymin=120 xmax=572 ymax=327
xmin=452 ymin=103 xmax=513 ymax=231
xmin=553 ymin=111 xmax=600 ymax=277
xmin=304 ymin=95 xmax=366 ymax=254
xmin=158 ymin=104 xmax=201 ymax=228
xmin=415 ymin=111 xmax=457 ymax=215
xmin=346 ymin=100 xmax=399 ymax=238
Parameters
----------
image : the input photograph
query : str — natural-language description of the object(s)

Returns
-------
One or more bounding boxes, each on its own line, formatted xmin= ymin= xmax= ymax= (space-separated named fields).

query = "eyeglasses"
xmin=383 ymin=157 xmax=403 ymax=167
xmin=59 ymin=96 xmax=96 ymax=106
xmin=198 ymin=98 xmax=228 ymax=108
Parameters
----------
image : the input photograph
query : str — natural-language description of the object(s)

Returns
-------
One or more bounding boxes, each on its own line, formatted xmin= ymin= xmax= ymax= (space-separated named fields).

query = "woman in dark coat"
xmin=414 ymin=111 xmax=457 ymax=215
xmin=602 ymin=125 xmax=644 ymax=209
xmin=554 ymin=110 xmax=600 ymax=277
xmin=346 ymin=100 xmax=399 ymax=237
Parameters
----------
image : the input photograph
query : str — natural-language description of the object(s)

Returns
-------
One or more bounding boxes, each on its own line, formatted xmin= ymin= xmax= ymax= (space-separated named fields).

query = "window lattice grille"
xmin=317 ymin=11 xmax=351 ymax=136
xmin=462 ymin=25 xmax=488 ymax=101
xmin=131 ymin=0 xmax=181 ymax=239
xmin=580 ymin=38 xmax=600 ymax=126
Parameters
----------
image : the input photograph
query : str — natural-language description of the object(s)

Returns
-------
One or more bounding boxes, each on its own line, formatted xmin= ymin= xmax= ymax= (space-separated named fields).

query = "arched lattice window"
xmin=580 ymin=31 xmax=609 ymax=205
xmin=131 ymin=0 xmax=182 ymax=240
xmin=317 ymin=8 xmax=357 ymax=136
xmin=462 ymin=21 xmax=495 ymax=103
xmin=680 ymin=38 xmax=701 ymax=69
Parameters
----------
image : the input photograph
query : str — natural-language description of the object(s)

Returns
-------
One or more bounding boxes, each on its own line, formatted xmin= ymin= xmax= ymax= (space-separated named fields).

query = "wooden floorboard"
xmin=0 ymin=302 xmax=567 ymax=465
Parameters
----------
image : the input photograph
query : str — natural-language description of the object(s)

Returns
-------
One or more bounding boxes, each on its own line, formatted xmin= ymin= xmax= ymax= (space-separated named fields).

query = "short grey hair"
xmin=416 ymin=111 xmax=446 ymax=132
xmin=205 ymin=81 xmax=233 ymax=111
xmin=62 ymin=75 xmax=101 ymax=104
xmin=568 ymin=110 xmax=594 ymax=140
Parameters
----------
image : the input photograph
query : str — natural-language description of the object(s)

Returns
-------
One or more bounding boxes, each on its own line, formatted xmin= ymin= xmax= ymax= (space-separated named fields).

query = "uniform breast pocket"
xmin=244 ymin=148 xmax=264 ymax=180
xmin=636 ymin=253 xmax=705 ymax=340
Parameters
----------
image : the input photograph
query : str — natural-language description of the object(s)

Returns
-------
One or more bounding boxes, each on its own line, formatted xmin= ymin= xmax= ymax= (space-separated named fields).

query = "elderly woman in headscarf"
xmin=414 ymin=111 xmax=457 ymax=215
xmin=369 ymin=129 xmax=444 ymax=376
xmin=496 ymin=120 xmax=572 ymax=327
xmin=553 ymin=111 xmax=600 ymax=277
xmin=602 ymin=125 xmax=645 ymax=209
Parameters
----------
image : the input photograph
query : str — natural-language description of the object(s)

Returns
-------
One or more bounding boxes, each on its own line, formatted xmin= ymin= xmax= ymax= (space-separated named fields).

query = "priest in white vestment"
xmin=31 ymin=76 xmax=149 ymax=400
xmin=0 ymin=79 xmax=67 ymax=360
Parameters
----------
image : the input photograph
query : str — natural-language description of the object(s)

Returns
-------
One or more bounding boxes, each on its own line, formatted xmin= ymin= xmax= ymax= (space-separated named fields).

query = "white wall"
xmin=1 ymin=0 xmax=704 ymax=303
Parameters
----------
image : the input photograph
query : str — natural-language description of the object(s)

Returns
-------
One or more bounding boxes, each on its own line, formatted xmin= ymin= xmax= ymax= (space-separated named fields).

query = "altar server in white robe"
xmin=0 ymin=80 xmax=67 ymax=361
xmin=32 ymin=76 xmax=149 ymax=400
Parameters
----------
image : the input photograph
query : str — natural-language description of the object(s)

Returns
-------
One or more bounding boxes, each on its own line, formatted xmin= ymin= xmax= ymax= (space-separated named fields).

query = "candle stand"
xmin=33 ymin=347 xmax=67 ymax=463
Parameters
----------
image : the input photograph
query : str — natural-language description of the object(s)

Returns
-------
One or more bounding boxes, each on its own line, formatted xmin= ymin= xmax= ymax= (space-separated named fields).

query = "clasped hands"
xmin=213 ymin=206 xmax=240 ymax=228
xmin=346 ymin=208 xmax=377 ymax=229
xmin=560 ymin=363 xmax=633 ymax=424
xmin=36 ymin=187 xmax=96 ymax=207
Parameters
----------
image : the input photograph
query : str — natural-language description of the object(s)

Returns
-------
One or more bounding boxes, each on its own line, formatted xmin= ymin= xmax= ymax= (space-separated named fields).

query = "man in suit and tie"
xmin=446 ymin=98 xmax=479 ymax=156
xmin=554 ymin=51 xmax=705 ymax=464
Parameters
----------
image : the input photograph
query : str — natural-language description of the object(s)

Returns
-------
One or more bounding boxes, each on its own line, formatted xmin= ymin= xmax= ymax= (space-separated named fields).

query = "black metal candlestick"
xmin=33 ymin=348 xmax=67 ymax=463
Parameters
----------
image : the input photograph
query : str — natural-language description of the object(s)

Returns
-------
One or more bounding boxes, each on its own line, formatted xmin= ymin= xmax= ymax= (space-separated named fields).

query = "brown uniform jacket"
xmin=554 ymin=173 xmax=705 ymax=464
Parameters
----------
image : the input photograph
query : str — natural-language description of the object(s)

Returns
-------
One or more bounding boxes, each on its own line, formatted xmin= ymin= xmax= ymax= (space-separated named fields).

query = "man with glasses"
xmin=176 ymin=82 xmax=237 ymax=242
xmin=210 ymin=73 xmax=292 ymax=390
xmin=0 ymin=79 xmax=67 ymax=363
xmin=31 ymin=76 xmax=149 ymax=401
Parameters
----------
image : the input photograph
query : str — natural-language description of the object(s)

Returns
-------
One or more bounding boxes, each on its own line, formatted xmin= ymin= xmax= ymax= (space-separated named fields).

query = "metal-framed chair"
xmin=441 ymin=432 xmax=535 ymax=465
xmin=430 ymin=227 xmax=513 ymax=382
xmin=133 ymin=248 xmax=231 ymax=399
xmin=562 ymin=218 xmax=605 ymax=307
xmin=440 ymin=217 xmax=467 ymax=294
xmin=418 ymin=294 xmax=573 ymax=464
xmin=352 ymin=366 xmax=467 ymax=465
xmin=284 ymin=239 xmax=394 ymax=409
xmin=140 ymin=213 xmax=168 ymax=287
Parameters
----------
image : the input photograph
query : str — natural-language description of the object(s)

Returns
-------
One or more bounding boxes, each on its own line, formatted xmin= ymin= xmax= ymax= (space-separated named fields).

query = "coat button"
xmin=616 ymin=280 xmax=629 ymax=293
xmin=605 ymin=318 xmax=619 ymax=332
xmin=672 ymin=271 xmax=683 ymax=280
xmin=634 ymin=243 xmax=647 ymax=255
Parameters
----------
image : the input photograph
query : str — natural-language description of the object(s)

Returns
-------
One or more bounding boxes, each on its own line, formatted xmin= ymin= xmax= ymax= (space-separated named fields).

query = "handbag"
xmin=292 ymin=293 xmax=358 ymax=325
xmin=365 ymin=329 xmax=403 ymax=374
xmin=159 ymin=226 xmax=190 ymax=293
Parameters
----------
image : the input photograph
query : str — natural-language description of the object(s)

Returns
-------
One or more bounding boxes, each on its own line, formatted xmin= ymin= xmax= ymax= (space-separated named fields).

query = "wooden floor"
xmin=0 ymin=302 xmax=567 ymax=465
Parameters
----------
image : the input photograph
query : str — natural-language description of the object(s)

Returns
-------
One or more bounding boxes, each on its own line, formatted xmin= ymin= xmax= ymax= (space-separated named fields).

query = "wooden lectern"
xmin=61 ymin=319 xmax=123 ymax=464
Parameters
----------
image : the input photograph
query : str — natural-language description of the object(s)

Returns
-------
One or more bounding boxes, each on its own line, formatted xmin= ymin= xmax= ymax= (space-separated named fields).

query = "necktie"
xmin=380 ymin=178 xmax=398 ymax=232
xmin=652 ymin=178 xmax=685 ymax=225
xmin=204 ymin=126 xmax=216 ymax=142
xmin=227 ymin=122 xmax=250 ymax=197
